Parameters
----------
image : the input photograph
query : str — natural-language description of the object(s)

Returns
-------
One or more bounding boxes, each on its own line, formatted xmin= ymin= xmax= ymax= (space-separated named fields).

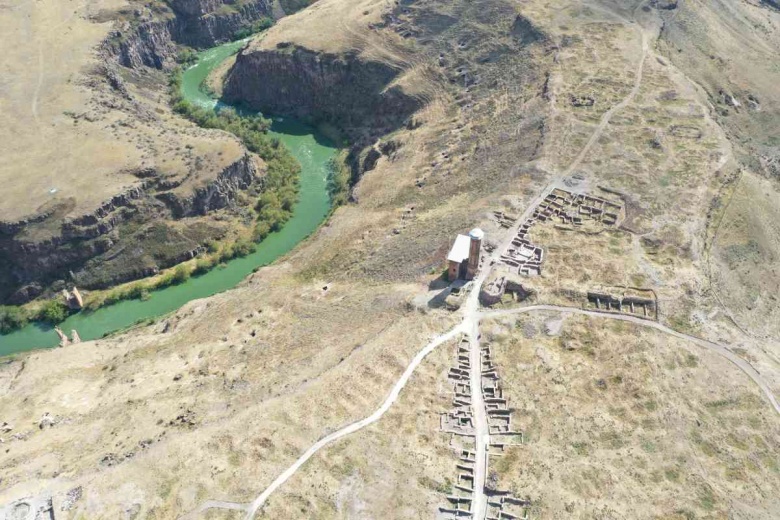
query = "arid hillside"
xmin=1 ymin=0 xmax=779 ymax=519
xmin=0 ymin=0 xmax=277 ymax=303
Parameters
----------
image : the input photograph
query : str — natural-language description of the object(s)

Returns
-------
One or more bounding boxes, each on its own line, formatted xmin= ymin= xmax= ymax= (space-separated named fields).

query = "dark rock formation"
xmin=0 ymin=155 xmax=260 ymax=301
xmin=651 ymin=0 xmax=679 ymax=10
xmin=223 ymin=45 xmax=423 ymax=138
xmin=157 ymin=154 xmax=261 ymax=217
xmin=510 ymin=14 xmax=546 ymax=46
xmin=107 ymin=0 xmax=277 ymax=69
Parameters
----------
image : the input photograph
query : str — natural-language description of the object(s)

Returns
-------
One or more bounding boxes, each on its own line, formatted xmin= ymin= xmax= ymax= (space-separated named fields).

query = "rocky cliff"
xmin=0 ymin=155 xmax=261 ymax=301
xmin=107 ymin=0 xmax=278 ymax=69
xmin=223 ymin=44 xmax=423 ymax=138
xmin=157 ymin=154 xmax=261 ymax=217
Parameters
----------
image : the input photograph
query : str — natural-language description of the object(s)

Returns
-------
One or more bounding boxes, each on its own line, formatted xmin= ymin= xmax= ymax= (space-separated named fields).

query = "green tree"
xmin=38 ymin=300 xmax=68 ymax=325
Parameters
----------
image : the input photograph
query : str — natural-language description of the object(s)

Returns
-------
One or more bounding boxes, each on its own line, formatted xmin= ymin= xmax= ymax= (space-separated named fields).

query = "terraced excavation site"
xmin=1 ymin=0 xmax=780 ymax=519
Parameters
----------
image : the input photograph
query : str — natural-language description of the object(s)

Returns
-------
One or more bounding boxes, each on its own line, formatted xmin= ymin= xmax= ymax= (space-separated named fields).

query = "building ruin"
xmin=439 ymin=335 xmax=478 ymax=519
xmin=61 ymin=287 xmax=83 ymax=310
xmin=439 ymin=336 xmax=526 ymax=519
xmin=498 ymin=188 xmax=624 ymax=278
xmin=586 ymin=289 xmax=658 ymax=319
xmin=480 ymin=274 xmax=534 ymax=307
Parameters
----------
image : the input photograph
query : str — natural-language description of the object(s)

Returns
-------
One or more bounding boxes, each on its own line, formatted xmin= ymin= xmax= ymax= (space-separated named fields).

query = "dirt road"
xmin=484 ymin=305 xmax=780 ymax=416
xmin=240 ymin=323 xmax=467 ymax=519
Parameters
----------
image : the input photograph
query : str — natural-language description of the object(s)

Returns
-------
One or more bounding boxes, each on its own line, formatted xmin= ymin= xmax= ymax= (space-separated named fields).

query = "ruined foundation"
xmin=498 ymin=188 xmax=624 ymax=278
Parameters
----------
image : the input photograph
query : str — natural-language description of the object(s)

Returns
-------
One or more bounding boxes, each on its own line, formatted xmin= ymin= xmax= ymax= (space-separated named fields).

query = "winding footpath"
xmin=483 ymin=306 xmax=780 ymax=416
xmin=243 ymin=324 xmax=467 ymax=519
xmin=184 ymin=299 xmax=780 ymax=519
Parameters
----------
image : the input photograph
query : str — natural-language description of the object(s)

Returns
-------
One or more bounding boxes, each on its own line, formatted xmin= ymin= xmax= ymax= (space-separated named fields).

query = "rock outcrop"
xmin=224 ymin=44 xmax=423 ymax=138
xmin=0 ymin=155 xmax=261 ymax=300
xmin=157 ymin=154 xmax=261 ymax=217
xmin=107 ymin=0 xmax=277 ymax=69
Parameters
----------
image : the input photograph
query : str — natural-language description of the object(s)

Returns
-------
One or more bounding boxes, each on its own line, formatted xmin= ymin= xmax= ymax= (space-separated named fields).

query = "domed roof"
xmin=469 ymin=228 xmax=484 ymax=240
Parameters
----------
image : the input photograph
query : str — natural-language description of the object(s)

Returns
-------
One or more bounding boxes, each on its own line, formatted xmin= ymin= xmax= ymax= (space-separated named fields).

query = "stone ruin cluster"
xmin=586 ymin=290 xmax=657 ymax=319
xmin=487 ymin=494 xmax=531 ymax=520
xmin=439 ymin=335 xmax=478 ymax=519
xmin=482 ymin=188 xmax=641 ymax=316
xmin=499 ymin=220 xmax=544 ymax=277
xmin=438 ymin=336 xmax=527 ymax=519
xmin=492 ymin=210 xmax=518 ymax=230
xmin=0 ymin=487 xmax=82 ymax=519
xmin=441 ymin=335 xmax=476 ymax=435
xmin=481 ymin=344 xmax=529 ymax=520
xmin=499 ymin=188 xmax=623 ymax=278
xmin=481 ymin=343 xmax=522 ymax=443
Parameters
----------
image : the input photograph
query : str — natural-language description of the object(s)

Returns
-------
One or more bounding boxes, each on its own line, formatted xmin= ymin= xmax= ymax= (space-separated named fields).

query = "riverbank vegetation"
xmin=81 ymin=237 xmax=257 ymax=311
xmin=170 ymin=72 xmax=301 ymax=239
xmin=0 ymin=300 xmax=71 ymax=333
xmin=328 ymin=151 xmax=351 ymax=206
xmin=0 ymin=45 xmax=352 ymax=336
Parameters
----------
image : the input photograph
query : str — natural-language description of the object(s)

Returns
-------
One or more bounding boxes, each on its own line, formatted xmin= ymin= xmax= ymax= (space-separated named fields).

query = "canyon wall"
xmin=0 ymin=0 xmax=288 ymax=303
xmin=0 ymin=155 xmax=261 ymax=301
xmin=107 ymin=0 xmax=278 ymax=69
xmin=223 ymin=45 xmax=423 ymax=138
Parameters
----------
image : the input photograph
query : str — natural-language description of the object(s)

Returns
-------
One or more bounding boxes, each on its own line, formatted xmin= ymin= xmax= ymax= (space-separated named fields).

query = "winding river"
xmin=0 ymin=39 xmax=337 ymax=356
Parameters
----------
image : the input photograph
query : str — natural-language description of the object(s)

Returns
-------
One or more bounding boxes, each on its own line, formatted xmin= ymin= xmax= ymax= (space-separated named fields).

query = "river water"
xmin=0 ymin=39 xmax=337 ymax=356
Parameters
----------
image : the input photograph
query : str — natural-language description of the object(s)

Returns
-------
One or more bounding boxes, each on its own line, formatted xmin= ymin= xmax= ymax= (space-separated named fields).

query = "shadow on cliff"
xmin=222 ymin=44 xmax=424 ymax=143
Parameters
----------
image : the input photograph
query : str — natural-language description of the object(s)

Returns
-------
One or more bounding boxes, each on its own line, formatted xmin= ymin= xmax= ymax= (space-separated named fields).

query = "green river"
xmin=0 ymin=39 xmax=337 ymax=356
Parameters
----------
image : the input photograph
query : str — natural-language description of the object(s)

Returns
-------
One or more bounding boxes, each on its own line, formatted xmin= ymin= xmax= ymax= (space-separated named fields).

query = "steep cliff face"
xmin=223 ymin=45 xmax=423 ymax=137
xmin=171 ymin=0 xmax=276 ymax=48
xmin=113 ymin=20 xmax=178 ymax=69
xmin=109 ymin=0 xmax=277 ymax=69
xmin=0 ymin=155 xmax=261 ymax=300
xmin=157 ymin=154 xmax=261 ymax=217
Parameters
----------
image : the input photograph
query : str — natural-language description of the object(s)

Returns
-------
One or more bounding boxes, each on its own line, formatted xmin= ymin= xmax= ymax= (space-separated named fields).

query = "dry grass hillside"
xmin=1 ymin=0 xmax=779 ymax=518
xmin=0 ymin=0 xmax=245 ymax=224
xmin=0 ymin=265 xmax=458 ymax=517
xmin=0 ymin=0 xmax=255 ymax=300
xmin=487 ymin=312 xmax=780 ymax=519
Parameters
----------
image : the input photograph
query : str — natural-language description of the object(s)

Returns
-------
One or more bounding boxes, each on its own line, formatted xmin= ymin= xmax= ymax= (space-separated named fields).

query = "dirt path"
xmin=31 ymin=44 xmax=43 ymax=124
xmin=179 ymin=500 xmax=249 ymax=520
xmin=239 ymin=323 xmax=467 ymax=519
xmin=464 ymin=310 xmax=488 ymax=519
xmin=483 ymin=305 xmax=780 ymax=416
xmin=182 ymin=300 xmax=779 ymax=520
xmin=215 ymin=303 xmax=777 ymax=519
xmin=563 ymin=26 xmax=648 ymax=177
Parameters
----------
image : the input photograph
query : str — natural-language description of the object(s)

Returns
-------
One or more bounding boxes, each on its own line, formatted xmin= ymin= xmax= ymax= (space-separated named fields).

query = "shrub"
xmin=38 ymin=300 xmax=69 ymax=325
xmin=126 ymin=284 xmax=145 ymax=299
xmin=175 ymin=47 xmax=199 ymax=66
xmin=171 ymin=264 xmax=191 ymax=285
xmin=233 ymin=17 xmax=275 ymax=40
xmin=0 ymin=306 xmax=29 ymax=333
xmin=254 ymin=220 xmax=272 ymax=240
xmin=327 ymin=155 xmax=351 ymax=206
xmin=193 ymin=257 xmax=214 ymax=276
xmin=155 ymin=271 xmax=176 ymax=289
xmin=204 ymin=240 xmax=220 ymax=254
